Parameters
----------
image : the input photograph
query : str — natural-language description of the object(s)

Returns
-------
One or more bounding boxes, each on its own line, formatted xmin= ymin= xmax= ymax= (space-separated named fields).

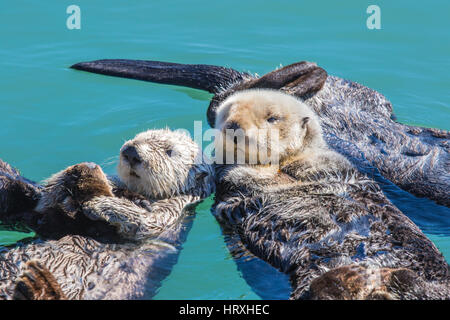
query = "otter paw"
xmin=13 ymin=260 xmax=67 ymax=300
xmin=36 ymin=162 xmax=113 ymax=218
xmin=308 ymin=265 xmax=417 ymax=300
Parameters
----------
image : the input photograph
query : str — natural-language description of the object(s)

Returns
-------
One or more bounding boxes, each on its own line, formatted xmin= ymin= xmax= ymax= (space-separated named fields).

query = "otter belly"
xmin=213 ymin=164 xmax=450 ymax=300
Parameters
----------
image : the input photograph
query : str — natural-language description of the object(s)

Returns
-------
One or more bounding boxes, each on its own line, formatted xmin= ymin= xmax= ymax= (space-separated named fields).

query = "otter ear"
xmin=301 ymin=117 xmax=310 ymax=129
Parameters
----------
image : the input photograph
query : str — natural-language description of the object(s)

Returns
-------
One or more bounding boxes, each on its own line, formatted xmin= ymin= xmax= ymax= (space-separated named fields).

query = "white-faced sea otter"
xmin=211 ymin=89 xmax=449 ymax=299
xmin=0 ymin=129 xmax=214 ymax=299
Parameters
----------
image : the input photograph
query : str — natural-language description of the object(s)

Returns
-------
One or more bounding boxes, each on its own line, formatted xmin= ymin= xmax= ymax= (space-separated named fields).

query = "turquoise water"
xmin=0 ymin=0 xmax=449 ymax=299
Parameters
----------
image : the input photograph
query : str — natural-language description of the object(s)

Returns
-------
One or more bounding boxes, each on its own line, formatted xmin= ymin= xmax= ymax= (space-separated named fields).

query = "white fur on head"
xmin=214 ymin=89 xmax=326 ymax=164
xmin=118 ymin=128 xmax=214 ymax=199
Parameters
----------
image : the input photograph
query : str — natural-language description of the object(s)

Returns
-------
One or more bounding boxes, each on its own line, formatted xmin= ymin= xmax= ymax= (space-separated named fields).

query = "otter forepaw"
xmin=13 ymin=260 xmax=67 ymax=300
xmin=37 ymin=162 xmax=113 ymax=215
xmin=82 ymin=197 xmax=144 ymax=240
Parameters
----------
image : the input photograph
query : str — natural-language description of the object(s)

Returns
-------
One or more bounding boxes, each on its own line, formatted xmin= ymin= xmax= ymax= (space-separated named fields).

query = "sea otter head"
xmin=214 ymin=89 xmax=325 ymax=165
xmin=118 ymin=129 xmax=214 ymax=199
xmin=35 ymin=162 xmax=113 ymax=217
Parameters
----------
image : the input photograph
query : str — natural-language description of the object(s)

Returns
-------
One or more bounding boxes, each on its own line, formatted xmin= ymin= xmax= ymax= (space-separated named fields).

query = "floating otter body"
xmin=0 ymin=129 xmax=214 ymax=299
xmin=71 ymin=59 xmax=449 ymax=207
xmin=211 ymin=89 xmax=449 ymax=299
xmin=69 ymin=59 xmax=449 ymax=299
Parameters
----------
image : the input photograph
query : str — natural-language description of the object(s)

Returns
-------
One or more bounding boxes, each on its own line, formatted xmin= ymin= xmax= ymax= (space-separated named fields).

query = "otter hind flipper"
xmin=280 ymin=65 xmax=328 ymax=97
xmin=242 ymin=61 xmax=327 ymax=95
xmin=70 ymin=59 xmax=328 ymax=128
xmin=13 ymin=260 xmax=67 ymax=300
xmin=70 ymin=59 xmax=246 ymax=94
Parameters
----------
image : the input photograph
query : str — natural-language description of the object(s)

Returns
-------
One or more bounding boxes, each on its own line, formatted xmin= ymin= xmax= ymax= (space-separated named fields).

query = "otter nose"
xmin=122 ymin=146 xmax=141 ymax=166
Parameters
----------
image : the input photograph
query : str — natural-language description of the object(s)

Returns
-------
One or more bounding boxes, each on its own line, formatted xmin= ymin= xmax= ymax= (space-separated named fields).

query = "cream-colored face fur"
xmin=214 ymin=89 xmax=325 ymax=165
xmin=118 ymin=128 xmax=213 ymax=199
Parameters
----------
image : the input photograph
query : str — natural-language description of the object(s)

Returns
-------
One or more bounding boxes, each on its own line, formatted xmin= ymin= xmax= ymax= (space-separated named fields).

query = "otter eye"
xmin=267 ymin=116 xmax=278 ymax=123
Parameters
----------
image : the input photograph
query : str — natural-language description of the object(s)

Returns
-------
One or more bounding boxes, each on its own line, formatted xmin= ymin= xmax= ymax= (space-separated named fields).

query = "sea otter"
xmin=70 ymin=59 xmax=449 ymax=207
xmin=0 ymin=129 xmax=214 ymax=299
xmin=68 ymin=59 xmax=449 ymax=298
xmin=211 ymin=89 xmax=449 ymax=299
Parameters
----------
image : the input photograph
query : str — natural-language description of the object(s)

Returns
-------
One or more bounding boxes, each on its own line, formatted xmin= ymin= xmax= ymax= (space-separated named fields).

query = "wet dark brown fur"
xmin=0 ymin=160 xmax=40 ymax=223
xmin=214 ymin=156 xmax=450 ymax=300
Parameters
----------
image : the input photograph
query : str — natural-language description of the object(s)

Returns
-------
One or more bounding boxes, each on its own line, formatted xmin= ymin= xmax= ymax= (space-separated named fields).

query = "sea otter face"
xmin=36 ymin=162 xmax=113 ymax=217
xmin=214 ymin=89 xmax=323 ymax=165
xmin=118 ymin=129 xmax=214 ymax=199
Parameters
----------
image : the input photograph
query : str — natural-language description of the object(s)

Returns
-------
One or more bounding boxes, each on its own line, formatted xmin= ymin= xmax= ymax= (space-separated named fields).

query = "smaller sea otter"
xmin=212 ymin=89 xmax=450 ymax=300
xmin=0 ymin=129 xmax=214 ymax=299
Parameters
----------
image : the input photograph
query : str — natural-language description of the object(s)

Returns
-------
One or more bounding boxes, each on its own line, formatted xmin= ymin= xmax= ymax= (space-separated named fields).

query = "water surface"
xmin=0 ymin=0 xmax=448 ymax=299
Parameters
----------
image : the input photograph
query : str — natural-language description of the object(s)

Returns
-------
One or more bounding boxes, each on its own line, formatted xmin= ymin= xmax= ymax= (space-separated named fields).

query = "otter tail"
xmin=71 ymin=59 xmax=328 ymax=127
xmin=70 ymin=59 xmax=246 ymax=94
xmin=70 ymin=59 xmax=328 ymax=97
